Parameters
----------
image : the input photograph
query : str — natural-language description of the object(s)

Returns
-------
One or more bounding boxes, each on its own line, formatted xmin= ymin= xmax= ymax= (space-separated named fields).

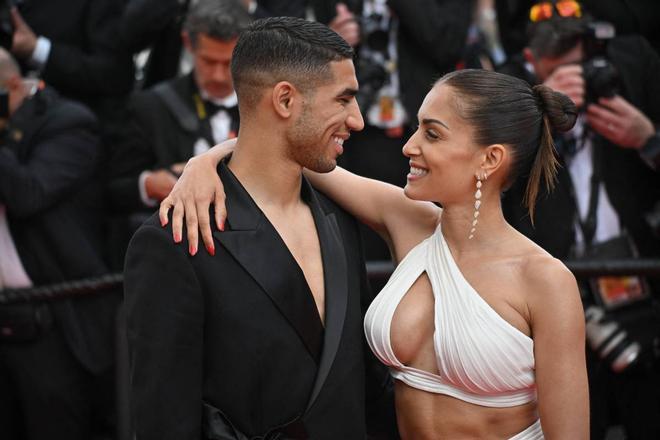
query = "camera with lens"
xmin=585 ymin=305 xmax=641 ymax=373
xmin=581 ymin=21 xmax=619 ymax=105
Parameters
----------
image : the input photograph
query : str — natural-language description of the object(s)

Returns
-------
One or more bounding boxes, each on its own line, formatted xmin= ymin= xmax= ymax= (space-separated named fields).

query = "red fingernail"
xmin=206 ymin=245 xmax=215 ymax=256
xmin=174 ymin=233 xmax=181 ymax=243
xmin=189 ymin=244 xmax=197 ymax=255
xmin=219 ymin=220 xmax=225 ymax=232
xmin=160 ymin=218 xmax=167 ymax=227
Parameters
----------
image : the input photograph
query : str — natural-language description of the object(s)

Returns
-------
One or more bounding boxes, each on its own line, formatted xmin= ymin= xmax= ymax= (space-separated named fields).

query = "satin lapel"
xmin=212 ymin=163 xmax=324 ymax=362
xmin=303 ymin=182 xmax=349 ymax=411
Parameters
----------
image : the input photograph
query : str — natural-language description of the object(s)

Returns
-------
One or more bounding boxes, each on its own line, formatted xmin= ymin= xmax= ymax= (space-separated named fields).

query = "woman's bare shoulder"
xmin=515 ymin=239 xmax=581 ymax=318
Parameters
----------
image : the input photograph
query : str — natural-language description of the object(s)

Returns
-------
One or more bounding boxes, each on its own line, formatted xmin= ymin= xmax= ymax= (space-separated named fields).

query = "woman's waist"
xmin=394 ymin=382 xmax=539 ymax=439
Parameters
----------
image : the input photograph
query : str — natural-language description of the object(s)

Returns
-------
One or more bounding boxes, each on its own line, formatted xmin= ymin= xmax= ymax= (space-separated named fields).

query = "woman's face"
xmin=402 ymin=84 xmax=483 ymax=205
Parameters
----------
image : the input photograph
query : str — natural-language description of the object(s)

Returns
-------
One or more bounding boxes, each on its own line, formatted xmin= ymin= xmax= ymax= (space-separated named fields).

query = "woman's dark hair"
xmin=438 ymin=69 xmax=577 ymax=222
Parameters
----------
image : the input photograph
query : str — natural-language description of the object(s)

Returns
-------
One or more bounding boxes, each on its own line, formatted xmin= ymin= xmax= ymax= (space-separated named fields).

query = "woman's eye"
xmin=425 ymin=130 xmax=439 ymax=140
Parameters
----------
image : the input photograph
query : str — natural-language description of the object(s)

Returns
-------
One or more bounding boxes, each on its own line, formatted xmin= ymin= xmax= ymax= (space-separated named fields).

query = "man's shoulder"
xmin=135 ymin=75 xmax=191 ymax=106
xmin=39 ymin=89 xmax=98 ymax=129
xmin=609 ymin=34 xmax=657 ymax=68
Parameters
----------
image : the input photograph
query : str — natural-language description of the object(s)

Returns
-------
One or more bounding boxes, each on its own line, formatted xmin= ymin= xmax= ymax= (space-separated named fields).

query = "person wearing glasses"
xmin=498 ymin=2 xmax=660 ymax=438
xmin=495 ymin=0 xmax=660 ymax=59
xmin=158 ymin=66 xmax=590 ymax=437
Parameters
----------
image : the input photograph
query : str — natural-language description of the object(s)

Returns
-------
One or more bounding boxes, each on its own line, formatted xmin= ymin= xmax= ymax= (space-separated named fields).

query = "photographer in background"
xmin=500 ymin=2 xmax=660 ymax=438
xmin=0 ymin=48 xmax=118 ymax=440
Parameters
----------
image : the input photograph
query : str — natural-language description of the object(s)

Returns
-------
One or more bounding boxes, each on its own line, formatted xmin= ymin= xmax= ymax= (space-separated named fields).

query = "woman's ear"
xmin=480 ymin=143 xmax=508 ymax=178
xmin=271 ymin=81 xmax=298 ymax=119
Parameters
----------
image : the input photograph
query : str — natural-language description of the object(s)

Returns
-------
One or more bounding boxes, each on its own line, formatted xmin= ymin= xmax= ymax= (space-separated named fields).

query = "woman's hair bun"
xmin=532 ymin=84 xmax=578 ymax=133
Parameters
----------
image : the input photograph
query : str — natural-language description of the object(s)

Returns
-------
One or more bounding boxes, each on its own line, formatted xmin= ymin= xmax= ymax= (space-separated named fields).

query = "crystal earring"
xmin=469 ymin=171 xmax=486 ymax=240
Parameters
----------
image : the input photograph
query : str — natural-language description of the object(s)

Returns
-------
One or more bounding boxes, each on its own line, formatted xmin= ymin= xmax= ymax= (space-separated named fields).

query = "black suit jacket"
xmin=124 ymin=162 xmax=394 ymax=439
xmin=502 ymin=35 xmax=660 ymax=259
xmin=0 ymin=89 xmax=118 ymax=373
xmin=108 ymin=73 xmax=239 ymax=213
xmin=18 ymin=0 xmax=134 ymax=105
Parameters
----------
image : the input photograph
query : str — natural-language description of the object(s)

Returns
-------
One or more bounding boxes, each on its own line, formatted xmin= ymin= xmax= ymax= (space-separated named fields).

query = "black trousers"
xmin=0 ymin=319 xmax=115 ymax=440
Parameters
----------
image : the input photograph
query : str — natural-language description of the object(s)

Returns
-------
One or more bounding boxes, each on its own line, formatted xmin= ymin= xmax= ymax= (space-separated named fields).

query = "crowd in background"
xmin=0 ymin=0 xmax=659 ymax=439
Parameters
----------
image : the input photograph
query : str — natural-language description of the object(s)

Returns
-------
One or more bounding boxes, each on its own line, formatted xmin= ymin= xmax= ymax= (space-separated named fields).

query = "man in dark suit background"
xmin=499 ymin=8 xmax=660 ymax=439
xmin=9 ymin=0 xmax=135 ymax=129
xmin=124 ymin=16 xmax=395 ymax=439
xmin=107 ymin=0 xmax=250 ymax=266
xmin=0 ymin=48 xmax=118 ymax=440
xmin=119 ymin=0 xmax=307 ymax=90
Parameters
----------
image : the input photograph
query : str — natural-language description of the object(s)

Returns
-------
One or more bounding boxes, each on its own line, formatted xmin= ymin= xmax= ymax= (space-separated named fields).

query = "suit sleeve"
xmin=0 ymin=104 xmax=101 ymax=218
xmin=640 ymin=36 xmax=660 ymax=124
xmin=387 ymin=0 xmax=471 ymax=69
xmin=119 ymin=0 xmax=182 ymax=54
xmin=124 ymin=223 xmax=204 ymax=440
xmin=41 ymin=0 xmax=134 ymax=96
xmin=106 ymin=94 xmax=160 ymax=212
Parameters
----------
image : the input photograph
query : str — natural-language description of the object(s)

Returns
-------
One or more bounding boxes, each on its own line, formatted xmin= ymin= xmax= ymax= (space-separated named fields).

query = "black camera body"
xmin=581 ymin=21 xmax=619 ymax=104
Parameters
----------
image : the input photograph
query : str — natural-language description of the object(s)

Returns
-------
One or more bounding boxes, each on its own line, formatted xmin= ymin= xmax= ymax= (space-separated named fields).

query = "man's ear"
xmin=271 ymin=81 xmax=298 ymax=119
xmin=523 ymin=47 xmax=536 ymax=66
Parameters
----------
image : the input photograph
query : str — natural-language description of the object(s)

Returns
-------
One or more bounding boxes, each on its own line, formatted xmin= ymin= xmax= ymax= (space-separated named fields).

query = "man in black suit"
xmin=499 ymin=11 xmax=660 ymax=439
xmin=0 ymin=48 xmax=118 ymax=440
xmin=9 ymin=0 xmax=134 ymax=123
xmin=107 ymin=0 xmax=250 ymax=265
xmin=124 ymin=17 xmax=395 ymax=439
xmin=120 ymin=0 xmax=307 ymax=89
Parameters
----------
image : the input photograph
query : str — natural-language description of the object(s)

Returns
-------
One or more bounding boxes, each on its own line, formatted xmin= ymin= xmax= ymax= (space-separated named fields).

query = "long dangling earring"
xmin=469 ymin=171 xmax=486 ymax=240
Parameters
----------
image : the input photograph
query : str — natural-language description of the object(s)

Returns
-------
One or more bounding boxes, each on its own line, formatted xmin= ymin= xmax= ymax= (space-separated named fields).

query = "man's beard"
xmin=287 ymin=107 xmax=337 ymax=174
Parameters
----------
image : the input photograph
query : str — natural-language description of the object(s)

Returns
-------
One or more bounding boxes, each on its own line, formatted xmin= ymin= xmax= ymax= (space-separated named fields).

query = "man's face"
xmin=529 ymin=41 xmax=584 ymax=81
xmin=186 ymin=32 xmax=237 ymax=99
xmin=287 ymin=59 xmax=364 ymax=173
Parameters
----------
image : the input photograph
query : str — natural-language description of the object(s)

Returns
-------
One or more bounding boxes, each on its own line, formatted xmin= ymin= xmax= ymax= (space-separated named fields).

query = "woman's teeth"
xmin=410 ymin=166 xmax=428 ymax=176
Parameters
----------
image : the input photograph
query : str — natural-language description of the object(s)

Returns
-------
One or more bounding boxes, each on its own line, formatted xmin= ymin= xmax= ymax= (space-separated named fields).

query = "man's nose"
xmin=213 ymin=64 xmax=231 ymax=82
xmin=347 ymin=100 xmax=364 ymax=132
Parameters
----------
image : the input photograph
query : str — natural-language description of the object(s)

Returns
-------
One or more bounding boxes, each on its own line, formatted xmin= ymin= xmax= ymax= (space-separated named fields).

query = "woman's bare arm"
xmin=303 ymin=167 xmax=439 ymax=258
xmin=527 ymin=257 xmax=589 ymax=439
xmin=160 ymin=138 xmax=439 ymax=257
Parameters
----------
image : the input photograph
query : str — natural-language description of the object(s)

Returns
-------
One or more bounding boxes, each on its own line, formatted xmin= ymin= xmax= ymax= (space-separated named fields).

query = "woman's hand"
xmin=159 ymin=139 xmax=236 ymax=255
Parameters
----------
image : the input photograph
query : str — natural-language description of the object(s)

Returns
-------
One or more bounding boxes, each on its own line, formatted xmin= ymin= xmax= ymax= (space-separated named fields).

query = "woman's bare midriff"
xmin=395 ymin=381 xmax=538 ymax=439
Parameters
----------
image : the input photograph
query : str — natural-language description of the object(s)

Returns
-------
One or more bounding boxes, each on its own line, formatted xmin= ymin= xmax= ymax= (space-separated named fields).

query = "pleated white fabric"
xmin=364 ymin=226 xmax=538 ymax=408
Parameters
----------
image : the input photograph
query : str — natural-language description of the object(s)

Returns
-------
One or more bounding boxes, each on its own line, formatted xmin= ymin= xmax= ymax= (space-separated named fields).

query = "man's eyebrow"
xmin=337 ymin=88 xmax=358 ymax=97
xmin=421 ymin=118 xmax=450 ymax=130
